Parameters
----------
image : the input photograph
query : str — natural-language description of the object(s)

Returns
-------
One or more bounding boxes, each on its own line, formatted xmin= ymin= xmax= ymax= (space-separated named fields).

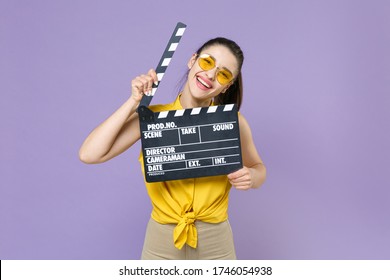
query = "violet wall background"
xmin=1 ymin=0 xmax=389 ymax=259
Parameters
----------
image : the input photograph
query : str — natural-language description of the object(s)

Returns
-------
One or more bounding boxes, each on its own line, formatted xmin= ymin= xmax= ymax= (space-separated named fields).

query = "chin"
xmin=191 ymin=90 xmax=209 ymax=100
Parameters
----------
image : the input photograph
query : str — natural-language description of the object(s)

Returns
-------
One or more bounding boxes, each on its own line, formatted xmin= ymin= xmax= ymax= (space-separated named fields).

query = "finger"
xmin=139 ymin=75 xmax=150 ymax=89
xmin=141 ymin=74 xmax=154 ymax=94
xmin=234 ymin=185 xmax=251 ymax=191
xmin=227 ymin=168 xmax=249 ymax=180
xmin=135 ymin=75 xmax=148 ymax=93
xmin=231 ymin=179 xmax=251 ymax=186
xmin=229 ymin=179 xmax=251 ymax=188
xmin=229 ymin=177 xmax=251 ymax=185
xmin=131 ymin=79 xmax=145 ymax=95
xmin=148 ymin=68 xmax=159 ymax=86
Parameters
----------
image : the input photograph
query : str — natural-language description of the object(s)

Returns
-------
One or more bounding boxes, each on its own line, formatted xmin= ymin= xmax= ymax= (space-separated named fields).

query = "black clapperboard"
xmin=138 ymin=23 xmax=243 ymax=182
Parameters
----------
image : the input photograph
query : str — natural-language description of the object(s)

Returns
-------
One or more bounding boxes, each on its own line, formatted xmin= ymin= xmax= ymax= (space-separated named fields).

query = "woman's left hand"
xmin=227 ymin=167 xmax=254 ymax=190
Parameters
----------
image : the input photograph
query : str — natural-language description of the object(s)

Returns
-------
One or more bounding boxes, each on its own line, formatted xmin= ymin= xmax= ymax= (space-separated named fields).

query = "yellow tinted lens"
xmin=198 ymin=55 xmax=215 ymax=71
xmin=217 ymin=69 xmax=233 ymax=85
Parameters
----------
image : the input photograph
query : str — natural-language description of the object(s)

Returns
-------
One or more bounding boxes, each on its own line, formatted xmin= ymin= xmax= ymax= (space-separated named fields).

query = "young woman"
xmin=79 ymin=37 xmax=266 ymax=260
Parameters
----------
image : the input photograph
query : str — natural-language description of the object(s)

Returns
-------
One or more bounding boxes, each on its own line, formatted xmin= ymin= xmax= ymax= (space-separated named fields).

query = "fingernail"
xmin=154 ymin=81 xmax=159 ymax=86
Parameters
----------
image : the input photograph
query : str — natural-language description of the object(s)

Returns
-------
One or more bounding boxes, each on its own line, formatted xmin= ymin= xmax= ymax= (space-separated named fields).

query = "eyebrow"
xmin=200 ymin=53 xmax=235 ymax=74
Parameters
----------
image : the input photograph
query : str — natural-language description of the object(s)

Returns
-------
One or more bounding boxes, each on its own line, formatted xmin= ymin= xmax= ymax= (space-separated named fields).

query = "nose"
xmin=205 ymin=67 xmax=218 ymax=81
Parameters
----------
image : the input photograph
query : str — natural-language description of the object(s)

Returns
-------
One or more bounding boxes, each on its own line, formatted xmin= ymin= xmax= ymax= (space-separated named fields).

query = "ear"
xmin=187 ymin=53 xmax=197 ymax=69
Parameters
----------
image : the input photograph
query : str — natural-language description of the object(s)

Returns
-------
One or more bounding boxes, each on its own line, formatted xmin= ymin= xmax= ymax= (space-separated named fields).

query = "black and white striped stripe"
xmin=157 ymin=104 xmax=235 ymax=119
xmin=139 ymin=22 xmax=187 ymax=108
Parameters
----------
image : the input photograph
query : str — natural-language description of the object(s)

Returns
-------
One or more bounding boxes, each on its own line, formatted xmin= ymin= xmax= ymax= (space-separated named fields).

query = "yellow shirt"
xmin=138 ymin=95 xmax=232 ymax=250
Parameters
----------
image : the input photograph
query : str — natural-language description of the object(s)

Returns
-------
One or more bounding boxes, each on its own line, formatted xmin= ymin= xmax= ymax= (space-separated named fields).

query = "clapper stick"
xmin=138 ymin=22 xmax=187 ymax=108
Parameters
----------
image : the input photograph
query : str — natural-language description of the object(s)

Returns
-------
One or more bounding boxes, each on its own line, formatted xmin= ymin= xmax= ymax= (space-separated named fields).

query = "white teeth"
xmin=197 ymin=77 xmax=211 ymax=88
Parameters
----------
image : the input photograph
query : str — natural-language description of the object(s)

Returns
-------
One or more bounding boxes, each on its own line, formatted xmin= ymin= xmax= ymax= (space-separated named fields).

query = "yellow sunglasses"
xmin=197 ymin=54 xmax=234 ymax=85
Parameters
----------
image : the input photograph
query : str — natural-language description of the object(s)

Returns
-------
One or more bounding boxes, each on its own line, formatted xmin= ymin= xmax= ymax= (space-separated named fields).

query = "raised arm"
xmin=79 ymin=69 xmax=158 ymax=164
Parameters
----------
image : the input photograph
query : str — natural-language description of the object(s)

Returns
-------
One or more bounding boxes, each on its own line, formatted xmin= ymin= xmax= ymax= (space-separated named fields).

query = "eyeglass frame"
xmin=195 ymin=53 xmax=235 ymax=85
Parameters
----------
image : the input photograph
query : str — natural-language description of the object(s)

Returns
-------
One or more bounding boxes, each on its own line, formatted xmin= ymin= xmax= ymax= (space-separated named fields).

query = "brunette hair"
xmin=195 ymin=37 xmax=244 ymax=110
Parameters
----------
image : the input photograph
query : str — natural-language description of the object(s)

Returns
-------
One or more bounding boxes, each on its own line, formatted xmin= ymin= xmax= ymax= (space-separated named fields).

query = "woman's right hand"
xmin=131 ymin=68 xmax=159 ymax=103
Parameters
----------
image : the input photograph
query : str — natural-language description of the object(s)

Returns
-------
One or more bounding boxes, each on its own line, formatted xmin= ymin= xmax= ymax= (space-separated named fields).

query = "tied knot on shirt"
xmin=173 ymin=211 xmax=197 ymax=250
xmin=183 ymin=212 xmax=195 ymax=225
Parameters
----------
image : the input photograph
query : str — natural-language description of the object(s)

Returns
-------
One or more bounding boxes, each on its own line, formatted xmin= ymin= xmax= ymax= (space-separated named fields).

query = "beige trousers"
xmin=141 ymin=218 xmax=236 ymax=260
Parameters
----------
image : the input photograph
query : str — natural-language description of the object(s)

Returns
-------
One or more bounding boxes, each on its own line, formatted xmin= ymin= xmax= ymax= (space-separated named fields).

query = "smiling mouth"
xmin=196 ymin=76 xmax=212 ymax=89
